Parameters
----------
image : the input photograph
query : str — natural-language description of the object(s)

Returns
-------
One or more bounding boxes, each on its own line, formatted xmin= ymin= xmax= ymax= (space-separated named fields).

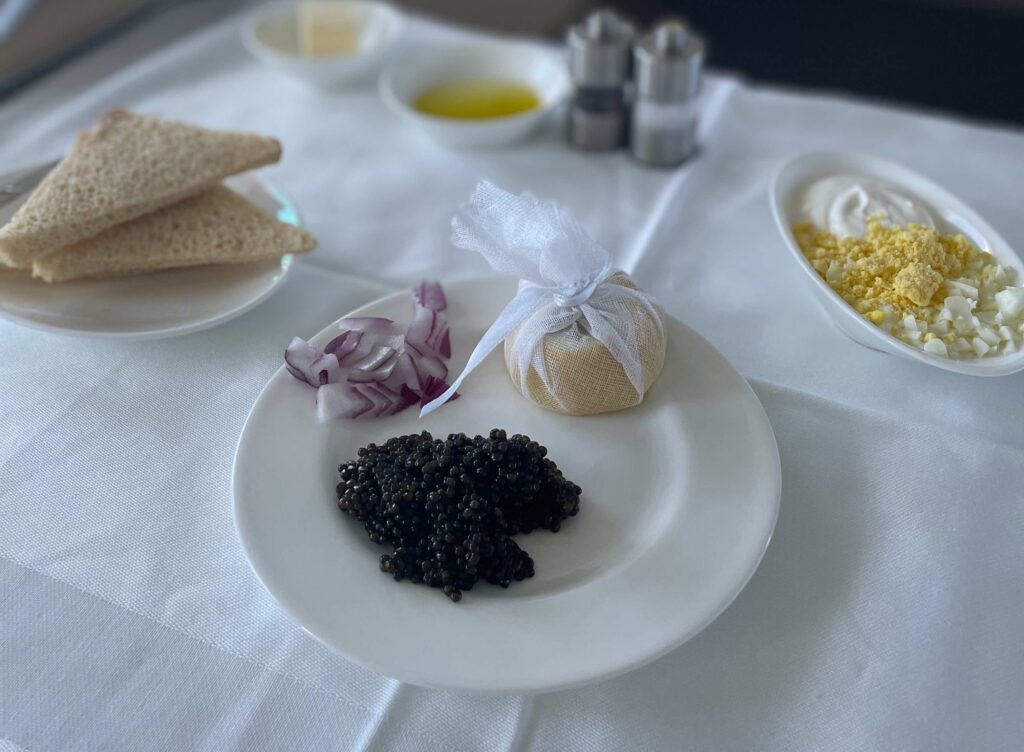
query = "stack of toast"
xmin=0 ymin=110 xmax=316 ymax=282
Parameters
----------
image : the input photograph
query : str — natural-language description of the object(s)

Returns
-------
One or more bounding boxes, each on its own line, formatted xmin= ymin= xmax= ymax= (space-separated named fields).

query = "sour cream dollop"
xmin=801 ymin=174 xmax=935 ymax=238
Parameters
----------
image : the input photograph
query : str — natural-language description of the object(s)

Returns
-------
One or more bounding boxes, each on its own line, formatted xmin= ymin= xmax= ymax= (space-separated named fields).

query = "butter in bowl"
xmin=242 ymin=1 xmax=405 ymax=88
xmin=379 ymin=42 xmax=570 ymax=149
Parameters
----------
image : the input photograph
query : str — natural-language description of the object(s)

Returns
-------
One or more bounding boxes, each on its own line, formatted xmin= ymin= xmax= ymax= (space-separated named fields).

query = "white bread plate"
xmin=0 ymin=173 xmax=300 ymax=340
xmin=770 ymin=150 xmax=1024 ymax=377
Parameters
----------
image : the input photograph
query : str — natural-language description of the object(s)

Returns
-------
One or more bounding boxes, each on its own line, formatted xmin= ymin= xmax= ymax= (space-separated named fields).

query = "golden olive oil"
xmin=413 ymin=79 xmax=541 ymax=119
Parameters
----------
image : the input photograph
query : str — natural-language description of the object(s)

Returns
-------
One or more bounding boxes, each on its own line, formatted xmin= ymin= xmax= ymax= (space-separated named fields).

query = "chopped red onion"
xmin=405 ymin=305 xmax=432 ymax=350
xmin=288 ymin=282 xmax=455 ymax=420
xmin=413 ymin=281 xmax=447 ymax=312
xmin=358 ymin=383 xmax=390 ymax=416
xmin=317 ymin=383 xmax=374 ymax=421
xmin=417 ymin=355 xmax=448 ymax=381
xmin=324 ymin=330 xmax=361 ymax=361
xmin=405 ymin=304 xmax=450 ymax=361
xmin=384 ymin=351 xmax=422 ymax=394
xmin=420 ymin=376 xmax=459 ymax=406
xmin=337 ymin=335 xmax=375 ymax=367
xmin=356 ymin=344 xmax=398 ymax=372
xmin=285 ymin=337 xmax=341 ymax=388
xmin=336 ymin=317 xmax=398 ymax=334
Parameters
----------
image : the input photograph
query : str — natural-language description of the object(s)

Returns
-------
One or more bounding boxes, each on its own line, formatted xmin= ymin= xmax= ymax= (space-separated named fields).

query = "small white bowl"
xmin=770 ymin=150 xmax=1024 ymax=376
xmin=378 ymin=41 xmax=570 ymax=149
xmin=242 ymin=1 xmax=404 ymax=88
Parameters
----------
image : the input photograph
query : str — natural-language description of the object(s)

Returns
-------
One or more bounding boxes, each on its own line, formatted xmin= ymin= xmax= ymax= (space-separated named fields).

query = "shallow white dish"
xmin=771 ymin=150 xmax=1024 ymax=376
xmin=0 ymin=173 xmax=299 ymax=339
xmin=233 ymin=276 xmax=781 ymax=693
xmin=379 ymin=41 xmax=570 ymax=149
xmin=242 ymin=1 xmax=404 ymax=88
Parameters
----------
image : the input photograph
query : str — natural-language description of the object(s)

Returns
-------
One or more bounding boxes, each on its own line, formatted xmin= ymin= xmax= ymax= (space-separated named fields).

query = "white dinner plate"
xmin=233 ymin=277 xmax=781 ymax=693
xmin=0 ymin=173 xmax=299 ymax=339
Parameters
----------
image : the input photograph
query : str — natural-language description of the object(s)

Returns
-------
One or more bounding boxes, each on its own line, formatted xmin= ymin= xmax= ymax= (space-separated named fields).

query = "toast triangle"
xmin=32 ymin=185 xmax=315 ymax=283
xmin=0 ymin=110 xmax=281 ymax=267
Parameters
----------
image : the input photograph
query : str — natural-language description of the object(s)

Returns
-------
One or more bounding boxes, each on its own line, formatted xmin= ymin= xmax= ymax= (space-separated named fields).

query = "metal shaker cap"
xmin=567 ymin=10 xmax=636 ymax=88
xmin=634 ymin=20 xmax=705 ymax=102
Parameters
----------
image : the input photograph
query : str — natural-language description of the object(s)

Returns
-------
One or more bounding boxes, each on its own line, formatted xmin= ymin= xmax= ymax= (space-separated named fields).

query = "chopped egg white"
xmin=796 ymin=216 xmax=1024 ymax=360
xmin=944 ymin=295 xmax=973 ymax=319
xmin=996 ymin=287 xmax=1024 ymax=319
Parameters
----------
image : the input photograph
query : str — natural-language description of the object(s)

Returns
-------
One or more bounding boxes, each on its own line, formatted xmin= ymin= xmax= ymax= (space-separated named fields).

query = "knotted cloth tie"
xmin=421 ymin=181 xmax=662 ymax=416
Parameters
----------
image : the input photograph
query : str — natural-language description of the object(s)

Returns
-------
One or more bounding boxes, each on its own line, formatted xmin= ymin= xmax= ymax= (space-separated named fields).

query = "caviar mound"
xmin=336 ymin=429 xmax=582 ymax=602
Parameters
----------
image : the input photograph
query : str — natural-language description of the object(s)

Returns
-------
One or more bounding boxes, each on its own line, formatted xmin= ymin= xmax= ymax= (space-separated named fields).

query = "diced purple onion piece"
xmin=324 ymin=330 xmax=361 ymax=361
xmin=397 ymin=386 xmax=420 ymax=412
xmin=417 ymin=355 xmax=448 ymax=381
xmin=420 ymin=376 xmax=459 ymax=406
xmin=338 ymin=335 xmax=374 ymax=366
xmin=347 ymin=347 xmax=399 ymax=383
xmin=317 ymin=383 xmax=373 ymax=421
xmin=383 ymin=351 xmax=422 ymax=395
xmin=357 ymin=345 xmax=397 ymax=372
xmin=405 ymin=304 xmax=433 ymax=349
xmin=353 ymin=383 xmax=391 ymax=417
xmin=403 ymin=338 xmax=426 ymax=357
xmin=425 ymin=311 xmax=442 ymax=349
xmin=285 ymin=336 xmax=341 ymax=388
xmin=438 ymin=327 xmax=451 ymax=358
xmin=367 ymin=383 xmax=400 ymax=416
xmin=336 ymin=317 xmax=397 ymax=334
xmin=347 ymin=369 xmax=385 ymax=384
xmin=412 ymin=281 xmax=447 ymax=312
xmin=377 ymin=348 xmax=400 ymax=373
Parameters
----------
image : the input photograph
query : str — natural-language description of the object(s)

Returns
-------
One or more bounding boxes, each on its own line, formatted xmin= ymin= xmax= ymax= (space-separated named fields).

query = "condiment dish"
xmin=242 ymin=1 xmax=405 ymax=88
xmin=378 ymin=41 xmax=570 ymax=149
xmin=770 ymin=150 xmax=1024 ymax=376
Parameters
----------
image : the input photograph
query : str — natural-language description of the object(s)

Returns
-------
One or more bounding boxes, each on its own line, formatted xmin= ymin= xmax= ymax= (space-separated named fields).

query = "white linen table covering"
xmin=1 ymin=5 xmax=1022 ymax=751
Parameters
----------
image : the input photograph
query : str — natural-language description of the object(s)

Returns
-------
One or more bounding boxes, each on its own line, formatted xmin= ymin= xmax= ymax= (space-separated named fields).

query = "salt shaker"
xmin=566 ymin=10 xmax=636 ymax=150
xmin=630 ymin=20 xmax=705 ymax=166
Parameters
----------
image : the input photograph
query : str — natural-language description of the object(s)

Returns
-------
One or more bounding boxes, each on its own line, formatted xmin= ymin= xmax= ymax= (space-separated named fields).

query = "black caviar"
xmin=336 ymin=429 xmax=582 ymax=602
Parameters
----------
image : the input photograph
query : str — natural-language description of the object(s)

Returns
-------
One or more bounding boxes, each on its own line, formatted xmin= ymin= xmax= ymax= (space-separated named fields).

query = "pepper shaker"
xmin=566 ymin=10 xmax=635 ymax=150
xmin=630 ymin=20 xmax=705 ymax=166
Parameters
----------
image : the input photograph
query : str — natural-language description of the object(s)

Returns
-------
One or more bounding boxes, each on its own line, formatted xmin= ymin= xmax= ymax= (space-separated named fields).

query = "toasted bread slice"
xmin=0 ymin=110 xmax=281 ymax=267
xmin=32 ymin=186 xmax=315 ymax=283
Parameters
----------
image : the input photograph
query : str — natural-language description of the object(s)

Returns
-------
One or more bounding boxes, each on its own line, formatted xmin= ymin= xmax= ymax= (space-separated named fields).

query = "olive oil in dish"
xmin=413 ymin=80 xmax=541 ymax=119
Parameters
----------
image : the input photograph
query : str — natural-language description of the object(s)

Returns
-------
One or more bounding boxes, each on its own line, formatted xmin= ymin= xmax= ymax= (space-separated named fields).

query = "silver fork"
xmin=0 ymin=159 xmax=60 ymax=209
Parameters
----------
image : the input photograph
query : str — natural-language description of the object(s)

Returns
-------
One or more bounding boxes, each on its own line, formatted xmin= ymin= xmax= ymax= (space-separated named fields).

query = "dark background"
xmin=625 ymin=0 xmax=1024 ymax=127
xmin=2 ymin=0 xmax=1023 ymax=127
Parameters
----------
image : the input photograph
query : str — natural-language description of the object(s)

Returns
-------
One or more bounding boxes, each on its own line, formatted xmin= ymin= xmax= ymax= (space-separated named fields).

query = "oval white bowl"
xmin=379 ymin=41 xmax=570 ymax=149
xmin=242 ymin=1 xmax=405 ymax=88
xmin=770 ymin=150 xmax=1024 ymax=376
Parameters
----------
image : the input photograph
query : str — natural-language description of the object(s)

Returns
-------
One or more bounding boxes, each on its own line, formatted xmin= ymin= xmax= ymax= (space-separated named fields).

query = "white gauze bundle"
xmin=422 ymin=181 xmax=666 ymax=417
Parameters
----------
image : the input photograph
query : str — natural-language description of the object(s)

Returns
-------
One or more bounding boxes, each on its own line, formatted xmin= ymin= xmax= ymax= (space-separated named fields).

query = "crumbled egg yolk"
xmin=794 ymin=218 xmax=1024 ymax=359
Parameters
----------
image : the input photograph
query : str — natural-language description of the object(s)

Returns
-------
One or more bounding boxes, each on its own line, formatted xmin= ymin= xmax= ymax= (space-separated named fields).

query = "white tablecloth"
xmin=2 ymin=5 xmax=1023 ymax=751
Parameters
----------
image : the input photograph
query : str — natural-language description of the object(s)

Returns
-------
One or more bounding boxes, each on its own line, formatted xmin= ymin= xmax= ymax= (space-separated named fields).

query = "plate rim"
xmin=0 ymin=173 xmax=299 ymax=340
xmin=232 ymin=276 xmax=782 ymax=693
